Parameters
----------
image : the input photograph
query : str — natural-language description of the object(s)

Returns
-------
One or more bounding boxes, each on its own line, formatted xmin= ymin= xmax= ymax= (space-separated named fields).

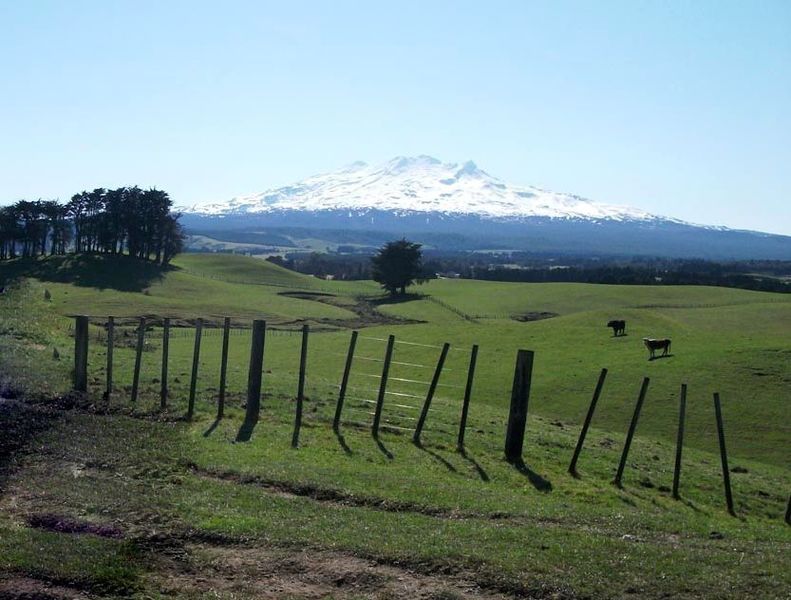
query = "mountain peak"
xmin=185 ymin=156 xmax=660 ymax=223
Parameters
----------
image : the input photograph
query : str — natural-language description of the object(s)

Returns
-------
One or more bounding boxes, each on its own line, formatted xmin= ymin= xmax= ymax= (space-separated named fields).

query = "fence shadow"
xmin=413 ymin=440 xmax=457 ymax=473
xmin=203 ymin=417 xmax=222 ymax=438
xmin=373 ymin=436 xmax=394 ymax=460
xmin=333 ymin=430 xmax=352 ymax=455
xmin=509 ymin=457 xmax=552 ymax=492
xmin=235 ymin=417 xmax=259 ymax=443
xmin=458 ymin=447 xmax=490 ymax=482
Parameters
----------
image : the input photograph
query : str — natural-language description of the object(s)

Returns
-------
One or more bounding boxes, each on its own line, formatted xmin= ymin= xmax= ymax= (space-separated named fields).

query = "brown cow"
xmin=643 ymin=337 xmax=671 ymax=359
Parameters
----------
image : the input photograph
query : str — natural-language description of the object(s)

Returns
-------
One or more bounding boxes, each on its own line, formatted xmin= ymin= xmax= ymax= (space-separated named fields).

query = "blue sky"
xmin=1 ymin=1 xmax=789 ymax=234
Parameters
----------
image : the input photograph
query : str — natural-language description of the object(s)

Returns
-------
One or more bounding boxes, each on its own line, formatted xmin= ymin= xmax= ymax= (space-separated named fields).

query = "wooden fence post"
xmin=713 ymin=393 xmax=736 ymax=516
xmin=613 ymin=377 xmax=650 ymax=487
xmin=333 ymin=330 xmax=358 ymax=432
xmin=73 ymin=316 xmax=89 ymax=392
xmin=187 ymin=319 xmax=203 ymax=420
xmin=504 ymin=349 xmax=534 ymax=463
xmin=413 ymin=343 xmax=450 ymax=444
xmin=217 ymin=316 xmax=231 ymax=419
xmin=130 ymin=317 xmax=146 ymax=403
xmin=372 ymin=334 xmax=395 ymax=439
xmin=672 ymin=383 xmax=687 ymax=499
xmin=104 ymin=316 xmax=114 ymax=400
xmin=457 ymin=344 xmax=479 ymax=451
xmin=785 ymin=495 xmax=790 ymax=525
xmin=292 ymin=324 xmax=309 ymax=448
xmin=160 ymin=318 xmax=170 ymax=409
xmin=244 ymin=320 xmax=266 ymax=424
xmin=568 ymin=368 xmax=608 ymax=476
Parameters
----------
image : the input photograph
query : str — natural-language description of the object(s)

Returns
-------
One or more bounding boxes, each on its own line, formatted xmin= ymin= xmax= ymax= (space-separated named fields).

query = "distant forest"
xmin=265 ymin=250 xmax=791 ymax=293
xmin=0 ymin=188 xmax=185 ymax=265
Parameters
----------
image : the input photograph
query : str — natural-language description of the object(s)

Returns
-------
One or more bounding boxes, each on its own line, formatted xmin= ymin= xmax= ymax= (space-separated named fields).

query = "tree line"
xmin=0 ymin=187 xmax=185 ymax=264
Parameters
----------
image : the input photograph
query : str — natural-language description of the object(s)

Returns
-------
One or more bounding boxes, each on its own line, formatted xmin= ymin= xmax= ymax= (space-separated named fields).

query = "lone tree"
xmin=371 ymin=239 xmax=426 ymax=296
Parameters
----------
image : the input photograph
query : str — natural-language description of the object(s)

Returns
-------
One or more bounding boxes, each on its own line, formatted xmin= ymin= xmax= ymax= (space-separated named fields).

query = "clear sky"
xmin=1 ymin=1 xmax=789 ymax=234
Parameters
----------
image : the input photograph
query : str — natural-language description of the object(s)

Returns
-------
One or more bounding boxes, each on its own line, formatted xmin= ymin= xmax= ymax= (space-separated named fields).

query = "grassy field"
xmin=1 ymin=254 xmax=789 ymax=598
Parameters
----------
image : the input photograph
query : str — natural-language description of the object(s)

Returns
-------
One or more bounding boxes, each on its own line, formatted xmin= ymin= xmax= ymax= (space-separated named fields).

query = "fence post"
xmin=785 ymin=495 xmax=790 ymax=525
xmin=672 ymin=383 xmax=687 ymax=499
xmin=73 ymin=316 xmax=89 ymax=392
xmin=130 ymin=317 xmax=146 ymax=403
xmin=187 ymin=319 xmax=203 ymax=420
xmin=217 ymin=316 xmax=231 ymax=419
xmin=713 ymin=393 xmax=736 ymax=516
xmin=413 ymin=342 xmax=450 ymax=444
xmin=160 ymin=318 xmax=170 ymax=409
xmin=568 ymin=368 xmax=608 ymax=476
xmin=333 ymin=330 xmax=358 ymax=432
xmin=244 ymin=320 xmax=266 ymax=424
xmin=372 ymin=334 xmax=395 ymax=439
xmin=457 ymin=344 xmax=479 ymax=451
xmin=504 ymin=349 xmax=534 ymax=463
xmin=614 ymin=377 xmax=650 ymax=487
xmin=292 ymin=324 xmax=309 ymax=448
xmin=104 ymin=316 xmax=114 ymax=400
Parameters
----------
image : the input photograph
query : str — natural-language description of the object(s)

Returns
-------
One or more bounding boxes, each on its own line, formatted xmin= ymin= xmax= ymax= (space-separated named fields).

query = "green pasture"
xmin=1 ymin=266 xmax=790 ymax=598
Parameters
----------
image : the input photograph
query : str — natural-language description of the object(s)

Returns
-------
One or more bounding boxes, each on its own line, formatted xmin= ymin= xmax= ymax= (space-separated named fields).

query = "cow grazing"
xmin=643 ymin=337 xmax=671 ymax=359
xmin=607 ymin=319 xmax=626 ymax=336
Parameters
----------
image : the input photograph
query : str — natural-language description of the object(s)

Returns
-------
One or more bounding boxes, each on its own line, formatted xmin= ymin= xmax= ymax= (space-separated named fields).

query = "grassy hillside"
xmin=0 ymin=279 xmax=789 ymax=598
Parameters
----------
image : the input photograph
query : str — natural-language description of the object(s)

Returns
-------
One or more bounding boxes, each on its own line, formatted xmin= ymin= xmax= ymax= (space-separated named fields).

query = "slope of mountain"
xmin=181 ymin=157 xmax=791 ymax=260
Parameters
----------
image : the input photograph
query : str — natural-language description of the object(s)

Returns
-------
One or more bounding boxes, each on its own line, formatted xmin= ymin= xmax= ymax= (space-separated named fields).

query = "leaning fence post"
xmin=568 ymin=368 xmax=608 ymax=476
xmin=672 ymin=383 xmax=687 ymax=499
xmin=73 ymin=315 xmax=89 ymax=392
xmin=713 ymin=392 xmax=736 ymax=516
xmin=457 ymin=344 xmax=479 ymax=451
xmin=372 ymin=334 xmax=395 ymax=438
xmin=244 ymin=320 xmax=266 ymax=424
xmin=613 ymin=377 xmax=650 ymax=487
xmin=160 ymin=318 xmax=170 ymax=409
xmin=104 ymin=316 xmax=114 ymax=400
xmin=413 ymin=342 xmax=450 ymax=444
xmin=785 ymin=495 xmax=790 ymax=525
xmin=292 ymin=323 xmax=309 ymax=448
xmin=333 ymin=330 xmax=358 ymax=432
xmin=130 ymin=317 xmax=146 ymax=403
xmin=504 ymin=349 xmax=534 ymax=463
xmin=187 ymin=319 xmax=203 ymax=420
xmin=217 ymin=316 xmax=231 ymax=419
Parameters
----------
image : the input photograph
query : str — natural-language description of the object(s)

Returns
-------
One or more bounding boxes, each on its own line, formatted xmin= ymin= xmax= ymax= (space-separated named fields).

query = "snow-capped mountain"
xmin=181 ymin=156 xmax=791 ymax=260
xmin=186 ymin=155 xmax=664 ymax=223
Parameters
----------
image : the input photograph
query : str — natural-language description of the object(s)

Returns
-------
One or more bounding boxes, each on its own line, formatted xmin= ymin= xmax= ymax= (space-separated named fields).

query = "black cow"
xmin=607 ymin=319 xmax=626 ymax=337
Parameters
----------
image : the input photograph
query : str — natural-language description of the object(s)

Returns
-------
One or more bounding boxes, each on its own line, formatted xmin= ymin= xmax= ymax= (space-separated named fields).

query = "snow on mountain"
xmin=185 ymin=156 xmax=665 ymax=223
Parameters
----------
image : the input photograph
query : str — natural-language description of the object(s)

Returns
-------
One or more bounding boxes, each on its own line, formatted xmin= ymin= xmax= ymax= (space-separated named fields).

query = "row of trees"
xmin=0 ymin=187 xmax=185 ymax=264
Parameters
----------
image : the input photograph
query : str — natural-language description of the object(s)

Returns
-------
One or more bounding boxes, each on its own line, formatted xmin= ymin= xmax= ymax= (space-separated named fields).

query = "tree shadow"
xmin=0 ymin=254 xmax=169 ymax=292
xmin=458 ymin=447 xmax=489 ymax=482
xmin=203 ymin=417 xmax=222 ymax=438
xmin=333 ymin=430 xmax=352 ymax=455
xmin=648 ymin=354 xmax=674 ymax=361
xmin=508 ymin=457 xmax=553 ymax=492
xmin=235 ymin=417 xmax=259 ymax=443
xmin=413 ymin=440 xmax=457 ymax=473
xmin=370 ymin=292 xmax=424 ymax=306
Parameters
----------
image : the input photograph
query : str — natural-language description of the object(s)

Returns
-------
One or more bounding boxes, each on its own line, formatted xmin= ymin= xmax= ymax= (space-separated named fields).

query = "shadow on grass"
xmin=648 ymin=354 xmax=674 ymax=361
xmin=235 ymin=417 xmax=258 ymax=443
xmin=458 ymin=447 xmax=490 ymax=482
xmin=370 ymin=292 xmax=424 ymax=307
xmin=203 ymin=417 xmax=222 ymax=438
xmin=333 ymin=430 xmax=352 ymax=455
xmin=373 ymin=435 xmax=394 ymax=460
xmin=0 ymin=254 xmax=169 ymax=292
xmin=413 ymin=439 xmax=457 ymax=473
xmin=509 ymin=457 xmax=553 ymax=492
